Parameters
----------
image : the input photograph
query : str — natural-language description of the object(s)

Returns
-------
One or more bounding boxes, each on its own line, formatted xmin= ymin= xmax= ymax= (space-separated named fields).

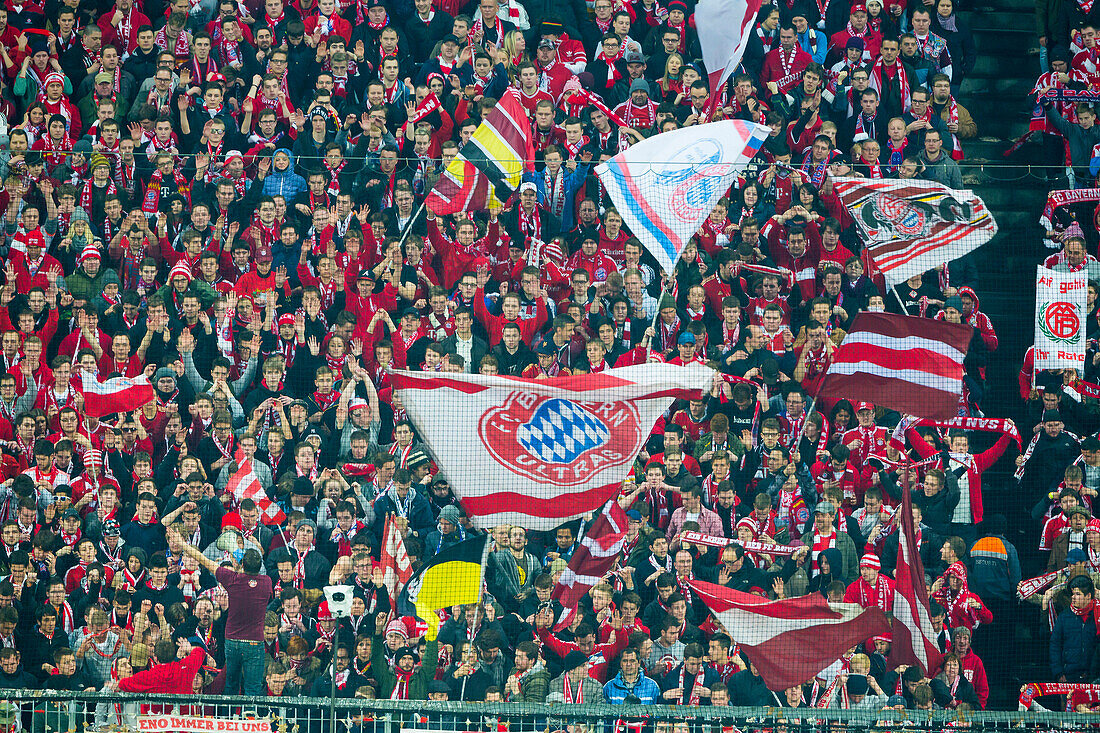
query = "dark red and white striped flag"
xmin=688 ymin=579 xmax=890 ymax=690
xmin=80 ymin=373 xmax=155 ymax=417
xmin=817 ymin=312 xmax=972 ymax=420
xmin=551 ymin=500 xmax=629 ymax=630
xmin=380 ymin=513 xmax=414 ymax=610
xmin=888 ymin=474 xmax=945 ymax=676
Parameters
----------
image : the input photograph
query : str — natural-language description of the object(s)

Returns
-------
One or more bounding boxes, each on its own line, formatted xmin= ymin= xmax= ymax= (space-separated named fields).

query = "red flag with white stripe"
xmin=831 ymin=177 xmax=997 ymax=286
xmin=888 ymin=475 xmax=945 ymax=676
xmin=379 ymin=514 xmax=413 ymax=610
xmin=688 ymin=579 xmax=891 ymax=690
xmin=816 ymin=312 xmax=972 ymax=420
xmin=225 ymin=458 xmax=286 ymax=525
xmin=551 ymin=501 xmax=629 ymax=631
xmin=392 ymin=364 xmax=715 ymax=530
xmin=80 ymin=373 xmax=155 ymax=417
xmin=695 ymin=0 xmax=763 ymax=117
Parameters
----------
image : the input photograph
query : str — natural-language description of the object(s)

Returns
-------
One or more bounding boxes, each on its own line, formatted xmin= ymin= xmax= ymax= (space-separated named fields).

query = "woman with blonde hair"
xmin=502 ymin=30 xmax=528 ymax=81
xmin=657 ymin=52 xmax=685 ymax=104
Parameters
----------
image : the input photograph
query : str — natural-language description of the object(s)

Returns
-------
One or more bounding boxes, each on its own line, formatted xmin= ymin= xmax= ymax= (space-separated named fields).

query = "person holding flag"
xmin=170 ymin=527 xmax=271 ymax=696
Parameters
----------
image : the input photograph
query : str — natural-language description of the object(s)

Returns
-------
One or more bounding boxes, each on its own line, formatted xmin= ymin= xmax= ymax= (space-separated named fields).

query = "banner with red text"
xmin=138 ymin=717 xmax=271 ymax=733
xmin=1034 ymin=265 xmax=1087 ymax=371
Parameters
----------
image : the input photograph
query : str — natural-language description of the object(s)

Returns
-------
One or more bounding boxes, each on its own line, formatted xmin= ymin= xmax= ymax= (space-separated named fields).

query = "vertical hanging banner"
xmin=1034 ymin=265 xmax=1087 ymax=371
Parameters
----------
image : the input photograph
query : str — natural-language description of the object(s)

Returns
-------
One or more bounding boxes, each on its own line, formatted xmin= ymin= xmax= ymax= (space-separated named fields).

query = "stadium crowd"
xmin=0 ymin=0 xmax=1093 ymax=721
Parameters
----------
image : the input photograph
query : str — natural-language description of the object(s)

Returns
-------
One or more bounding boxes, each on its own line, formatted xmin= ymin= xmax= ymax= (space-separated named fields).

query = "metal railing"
xmin=0 ymin=691 xmax=1098 ymax=733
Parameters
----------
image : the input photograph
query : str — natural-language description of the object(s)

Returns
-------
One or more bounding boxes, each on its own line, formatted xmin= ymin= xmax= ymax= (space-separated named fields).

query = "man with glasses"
xmin=311 ymin=643 xmax=354 ymax=696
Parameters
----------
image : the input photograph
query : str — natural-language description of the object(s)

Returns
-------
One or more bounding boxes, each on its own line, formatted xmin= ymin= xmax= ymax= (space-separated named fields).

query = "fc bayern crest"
xmin=478 ymin=392 xmax=643 ymax=486
xmin=658 ymin=137 xmax=736 ymax=224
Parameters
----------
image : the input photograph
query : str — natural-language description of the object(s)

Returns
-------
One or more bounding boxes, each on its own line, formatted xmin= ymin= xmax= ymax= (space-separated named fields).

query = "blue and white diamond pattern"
xmin=516 ymin=398 xmax=610 ymax=464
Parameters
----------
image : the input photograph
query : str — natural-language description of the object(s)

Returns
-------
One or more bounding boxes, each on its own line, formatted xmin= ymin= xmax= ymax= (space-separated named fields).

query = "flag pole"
xmin=461 ymin=540 xmax=491 ymax=702
xmin=645 ymin=247 xmax=688 ymax=355
xmin=397 ymin=198 xmax=430 ymax=249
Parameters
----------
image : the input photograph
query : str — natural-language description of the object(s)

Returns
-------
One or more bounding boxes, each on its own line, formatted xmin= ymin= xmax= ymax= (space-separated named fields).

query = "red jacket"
xmin=472 ymin=287 xmax=547 ymax=346
xmin=957 ymin=647 xmax=989 ymax=708
xmin=536 ymin=627 xmax=628 ymax=683
xmin=118 ymin=646 xmax=205 ymax=699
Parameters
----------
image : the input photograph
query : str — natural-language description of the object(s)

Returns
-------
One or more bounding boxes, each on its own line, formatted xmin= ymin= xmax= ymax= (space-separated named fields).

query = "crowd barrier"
xmin=0 ymin=692 xmax=1098 ymax=733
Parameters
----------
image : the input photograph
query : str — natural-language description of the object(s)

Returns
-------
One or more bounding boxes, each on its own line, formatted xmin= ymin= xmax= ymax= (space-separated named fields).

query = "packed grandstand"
xmin=0 ymin=0 xmax=1095 ymax=726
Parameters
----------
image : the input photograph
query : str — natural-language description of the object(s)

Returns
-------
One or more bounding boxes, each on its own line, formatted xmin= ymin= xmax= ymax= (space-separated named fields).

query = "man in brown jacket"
xmin=931 ymin=74 xmax=977 ymax=156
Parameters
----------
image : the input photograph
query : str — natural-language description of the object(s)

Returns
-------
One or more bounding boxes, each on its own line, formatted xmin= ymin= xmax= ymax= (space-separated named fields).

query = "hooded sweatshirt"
xmin=262 ymin=148 xmax=308 ymax=200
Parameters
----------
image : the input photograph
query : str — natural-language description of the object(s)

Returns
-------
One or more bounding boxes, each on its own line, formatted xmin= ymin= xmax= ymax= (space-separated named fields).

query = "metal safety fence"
xmin=1 ymin=692 xmax=1099 ymax=733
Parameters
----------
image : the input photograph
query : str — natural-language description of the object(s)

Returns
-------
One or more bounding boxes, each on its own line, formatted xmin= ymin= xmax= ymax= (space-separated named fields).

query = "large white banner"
xmin=1034 ymin=265 xmax=1087 ymax=371
xmin=392 ymin=364 xmax=716 ymax=530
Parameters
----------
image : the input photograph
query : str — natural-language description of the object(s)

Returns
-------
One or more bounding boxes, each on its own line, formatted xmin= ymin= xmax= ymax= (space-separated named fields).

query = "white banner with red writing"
xmin=138 ymin=717 xmax=272 ymax=733
xmin=680 ymin=531 xmax=798 ymax=556
xmin=1034 ymin=266 xmax=1087 ymax=371
xmin=890 ymin=416 xmax=1022 ymax=452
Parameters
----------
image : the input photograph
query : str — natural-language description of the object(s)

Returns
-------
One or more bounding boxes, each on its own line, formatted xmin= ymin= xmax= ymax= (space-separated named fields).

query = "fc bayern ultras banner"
xmin=831 ymin=177 xmax=997 ymax=286
xmin=595 ymin=121 xmax=769 ymax=274
xmin=392 ymin=364 xmax=716 ymax=530
xmin=1034 ymin=265 xmax=1087 ymax=371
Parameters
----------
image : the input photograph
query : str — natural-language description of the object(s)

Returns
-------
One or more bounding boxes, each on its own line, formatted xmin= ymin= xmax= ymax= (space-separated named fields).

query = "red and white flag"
xmin=379 ymin=514 xmax=413 ymax=610
xmin=688 ymin=579 xmax=891 ymax=690
xmin=817 ymin=312 xmax=972 ymax=420
xmin=80 ymin=373 xmax=155 ymax=417
xmin=694 ymin=0 xmax=763 ymax=117
xmin=888 ymin=475 xmax=945 ymax=676
xmin=392 ymin=364 xmax=715 ymax=530
xmin=832 ymin=177 xmax=997 ymax=286
xmin=551 ymin=501 xmax=629 ymax=630
xmin=225 ymin=458 xmax=285 ymax=525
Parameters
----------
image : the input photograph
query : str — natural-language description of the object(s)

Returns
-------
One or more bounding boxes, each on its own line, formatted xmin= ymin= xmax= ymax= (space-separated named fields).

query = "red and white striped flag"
xmin=832 ymin=177 xmax=997 ymax=286
xmin=379 ymin=514 xmax=413 ymax=610
xmin=694 ymin=0 xmax=763 ymax=117
xmin=80 ymin=373 xmax=155 ymax=417
xmin=392 ymin=364 xmax=715 ymax=529
xmin=888 ymin=474 xmax=945 ymax=676
xmin=551 ymin=501 xmax=629 ymax=631
xmin=688 ymin=579 xmax=891 ymax=690
xmin=817 ymin=312 xmax=972 ymax=420
xmin=226 ymin=458 xmax=285 ymax=525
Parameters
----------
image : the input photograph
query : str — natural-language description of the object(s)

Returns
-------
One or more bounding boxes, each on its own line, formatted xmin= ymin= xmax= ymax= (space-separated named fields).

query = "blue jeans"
xmin=224 ymin=638 xmax=266 ymax=696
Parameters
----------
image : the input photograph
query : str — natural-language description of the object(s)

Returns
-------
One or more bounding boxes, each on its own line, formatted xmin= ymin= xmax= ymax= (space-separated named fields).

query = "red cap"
xmin=221 ymin=512 xmax=243 ymax=530
xmin=254 ymin=245 xmax=273 ymax=263
xmin=23 ymin=230 xmax=44 ymax=250
xmin=278 ymin=313 xmax=295 ymax=326
xmin=850 ymin=3 xmax=868 ymax=11
xmin=856 ymin=401 xmax=874 ymax=412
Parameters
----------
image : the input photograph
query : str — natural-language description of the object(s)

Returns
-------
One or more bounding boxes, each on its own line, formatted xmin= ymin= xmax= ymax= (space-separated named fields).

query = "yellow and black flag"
xmin=424 ymin=89 xmax=534 ymax=215
xmin=397 ymin=535 xmax=490 ymax=638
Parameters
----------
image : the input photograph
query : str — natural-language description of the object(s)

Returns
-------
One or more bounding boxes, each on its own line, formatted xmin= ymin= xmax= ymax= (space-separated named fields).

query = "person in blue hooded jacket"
xmin=604 ymin=647 xmax=661 ymax=704
xmin=262 ymin=148 xmax=307 ymax=201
